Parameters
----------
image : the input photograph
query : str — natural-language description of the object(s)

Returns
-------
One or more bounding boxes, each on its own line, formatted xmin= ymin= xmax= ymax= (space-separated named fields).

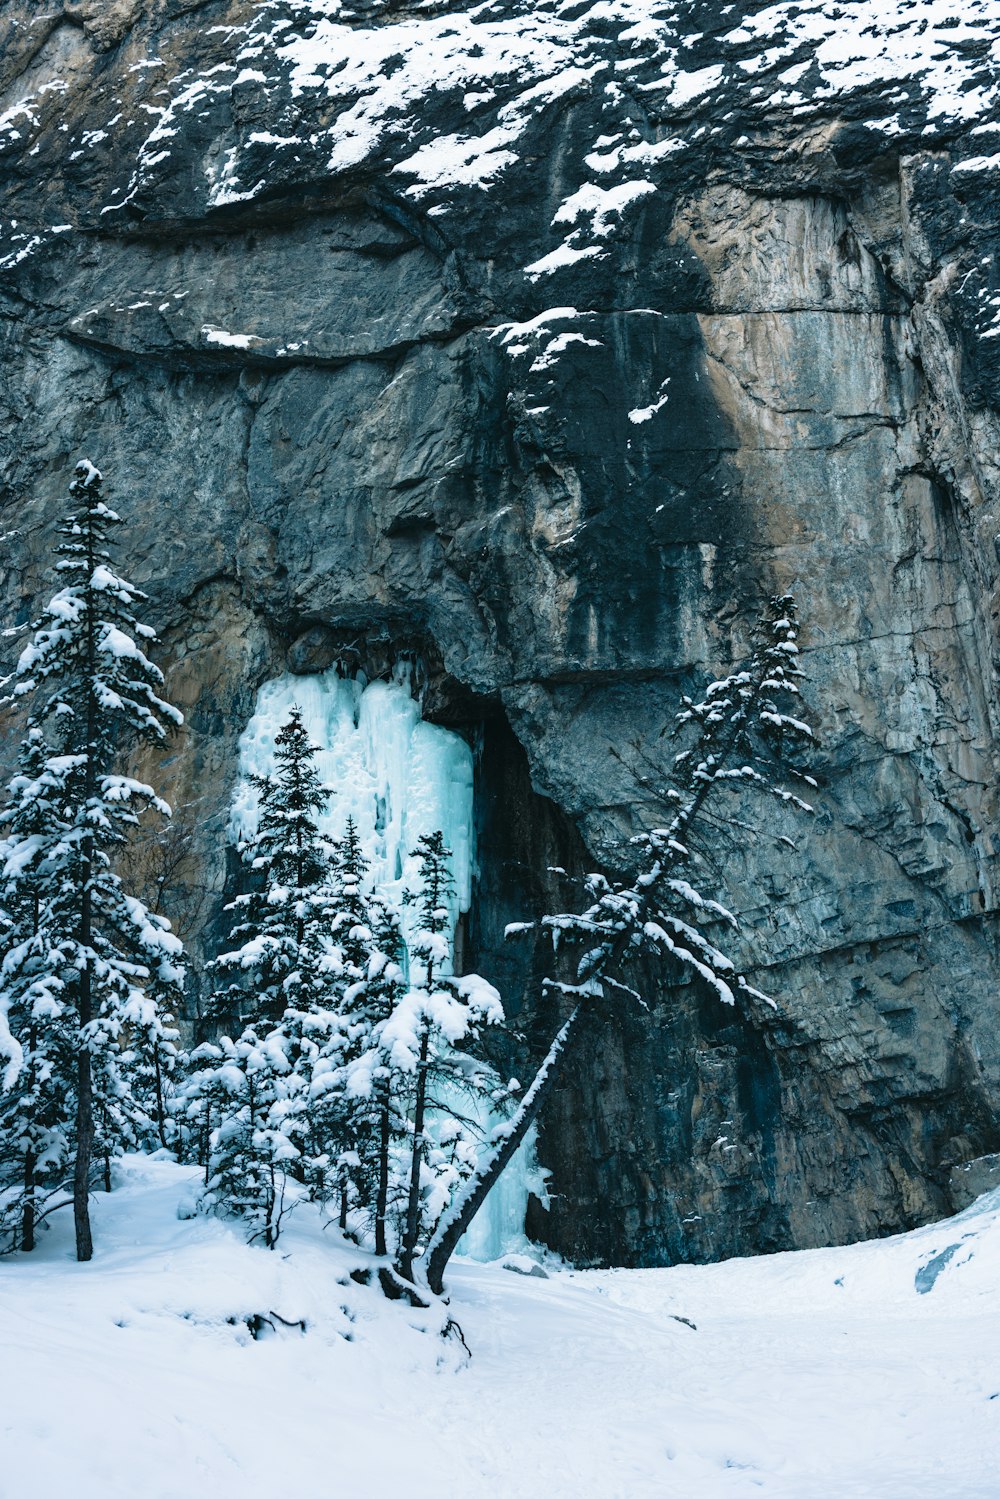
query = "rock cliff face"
xmin=3 ymin=0 xmax=1000 ymax=1264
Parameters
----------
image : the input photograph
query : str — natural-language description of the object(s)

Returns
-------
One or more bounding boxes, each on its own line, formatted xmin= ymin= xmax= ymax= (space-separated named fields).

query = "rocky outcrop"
xmin=2 ymin=0 xmax=1000 ymax=1265
xmin=950 ymin=1153 xmax=1000 ymax=1212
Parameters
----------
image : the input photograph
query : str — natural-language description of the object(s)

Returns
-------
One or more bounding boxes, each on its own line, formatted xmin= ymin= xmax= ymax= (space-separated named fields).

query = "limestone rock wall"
xmin=2 ymin=0 xmax=1000 ymax=1263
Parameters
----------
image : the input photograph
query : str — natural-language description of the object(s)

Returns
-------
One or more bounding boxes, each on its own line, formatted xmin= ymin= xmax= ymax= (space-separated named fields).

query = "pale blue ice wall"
xmin=231 ymin=670 xmax=472 ymax=959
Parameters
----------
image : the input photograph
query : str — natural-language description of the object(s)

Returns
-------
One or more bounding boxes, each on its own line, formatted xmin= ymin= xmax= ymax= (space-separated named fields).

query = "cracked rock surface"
xmin=2 ymin=0 xmax=1000 ymax=1264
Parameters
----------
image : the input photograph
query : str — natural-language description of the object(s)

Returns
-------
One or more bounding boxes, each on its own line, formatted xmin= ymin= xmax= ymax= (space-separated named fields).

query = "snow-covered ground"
xmin=1 ymin=1156 xmax=997 ymax=1499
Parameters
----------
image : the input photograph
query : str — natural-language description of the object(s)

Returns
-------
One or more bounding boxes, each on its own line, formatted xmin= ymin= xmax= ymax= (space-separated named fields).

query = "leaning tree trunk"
xmin=424 ymin=901 xmax=655 ymax=1294
xmin=423 ymin=1004 xmax=582 ymax=1296
xmin=423 ymin=921 xmax=636 ymax=1296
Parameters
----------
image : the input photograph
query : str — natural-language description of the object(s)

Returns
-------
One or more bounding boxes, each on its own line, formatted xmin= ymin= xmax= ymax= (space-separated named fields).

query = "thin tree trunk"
xmin=22 ymin=1018 xmax=38 ymax=1252
xmin=73 ymin=1014 xmax=94 ymax=1261
xmin=421 ymin=863 xmax=647 ymax=1295
xmin=74 ymin=846 xmax=96 ymax=1258
xmin=397 ymin=1025 xmax=430 ymax=1282
xmin=74 ymin=518 xmax=98 ymax=1263
xmin=375 ymin=1089 xmax=390 ymax=1258
xmin=21 ymin=1149 xmax=36 ymax=1253
xmin=74 ymin=914 xmax=95 ymax=1259
xmin=103 ymin=1153 xmax=112 ymax=1193
xmin=266 ymin=1165 xmax=277 ymax=1250
xmin=424 ymin=1004 xmax=581 ymax=1296
xmin=153 ymin=1047 xmax=168 ymax=1150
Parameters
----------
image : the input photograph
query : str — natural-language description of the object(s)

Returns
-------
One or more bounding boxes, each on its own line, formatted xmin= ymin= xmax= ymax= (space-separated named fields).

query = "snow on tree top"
xmin=73 ymin=459 xmax=102 ymax=486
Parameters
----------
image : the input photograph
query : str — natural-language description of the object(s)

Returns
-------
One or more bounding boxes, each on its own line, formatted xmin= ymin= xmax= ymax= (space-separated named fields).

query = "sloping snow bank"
xmin=2 ymin=1156 xmax=999 ymax=1499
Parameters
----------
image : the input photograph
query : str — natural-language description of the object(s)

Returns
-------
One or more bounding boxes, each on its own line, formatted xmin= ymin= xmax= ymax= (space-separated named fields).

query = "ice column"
xmin=231 ymin=668 xmax=544 ymax=1260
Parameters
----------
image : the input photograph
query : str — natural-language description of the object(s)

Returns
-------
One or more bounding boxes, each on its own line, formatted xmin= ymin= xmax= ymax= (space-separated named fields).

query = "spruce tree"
xmin=319 ymin=820 xmax=409 ymax=1252
xmin=118 ymin=966 xmax=183 ymax=1152
xmin=290 ymin=814 xmax=372 ymax=1228
xmin=210 ymin=708 xmax=331 ymax=1027
xmin=0 ymin=459 xmax=185 ymax=1260
xmin=0 ymin=728 xmax=77 ymax=1251
xmin=355 ymin=894 xmax=409 ymax=1258
xmin=190 ymin=708 xmax=340 ymax=1246
xmin=192 ymin=1024 xmax=298 ymax=1247
xmin=274 ymin=815 xmax=411 ymax=1244
xmin=392 ymin=831 xmax=502 ymax=1284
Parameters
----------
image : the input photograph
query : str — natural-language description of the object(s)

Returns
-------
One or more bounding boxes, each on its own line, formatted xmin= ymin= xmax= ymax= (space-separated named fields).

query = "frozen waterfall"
xmin=231 ymin=667 xmax=545 ymax=1261
xmin=231 ymin=669 xmax=472 ymax=957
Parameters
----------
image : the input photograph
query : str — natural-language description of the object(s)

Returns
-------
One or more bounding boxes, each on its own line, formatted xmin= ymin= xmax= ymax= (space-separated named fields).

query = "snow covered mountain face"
xmin=2 ymin=0 xmax=1000 ymax=1266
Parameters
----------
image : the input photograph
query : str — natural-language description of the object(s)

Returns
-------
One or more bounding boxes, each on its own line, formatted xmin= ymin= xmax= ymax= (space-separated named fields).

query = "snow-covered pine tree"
xmin=307 ymin=815 xmax=373 ymax=1225
xmin=318 ymin=819 xmax=410 ymax=1253
xmin=391 ymin=831 xmax=502 ymax=1286
xmin=118 ymin=959 xmax=183 ymax=1152
xmin=0 ymin=727 xmax=78 ymax=1251
xmin=189 ymin=708 xmax=340 ymax=1246
xmin=293 ymin=815 xmax=380 ymax=1230
xmin=193 ymin=1023 xmax=298 ymax=1247
xmin=209 ymin=707 xmax=331 ymax=1029
xmin=0 ymin=459 xmax=185 ymax=1261
xmin=358 ymin=895 xmax=409 ymax=1258
xmin=424 ymin=595 xmax=816 ymax=1294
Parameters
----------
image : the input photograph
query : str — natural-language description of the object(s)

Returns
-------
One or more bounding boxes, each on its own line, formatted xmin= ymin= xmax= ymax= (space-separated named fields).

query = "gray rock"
xmin=2 ymin=0 xmax=1000 ymax=1267
xmin=949 ymin=1156 xmax=1000 ymax=1214
xmin=287 ymin=626 xmax=340 ymax=676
